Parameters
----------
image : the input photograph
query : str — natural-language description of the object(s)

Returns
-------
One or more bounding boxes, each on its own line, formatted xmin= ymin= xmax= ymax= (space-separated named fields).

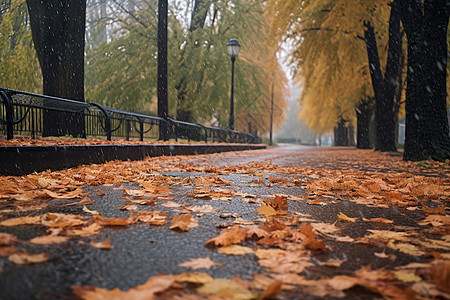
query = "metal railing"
xmin=0 ymin=87 xmax=261 ymax=144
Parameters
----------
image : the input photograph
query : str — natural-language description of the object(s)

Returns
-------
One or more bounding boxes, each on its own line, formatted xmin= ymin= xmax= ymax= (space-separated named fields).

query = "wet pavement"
xmin=0 ymin=145 xmax=448 ymax=299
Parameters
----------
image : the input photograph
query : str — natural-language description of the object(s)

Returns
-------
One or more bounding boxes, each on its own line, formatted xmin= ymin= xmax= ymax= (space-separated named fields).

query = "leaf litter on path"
xmin=0 ymin=146 xmax=449 ymax=299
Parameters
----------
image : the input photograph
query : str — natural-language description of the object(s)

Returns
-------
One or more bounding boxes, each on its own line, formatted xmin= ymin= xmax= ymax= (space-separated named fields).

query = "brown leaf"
xmin=259 ymin=281 xmax=283 ymax=300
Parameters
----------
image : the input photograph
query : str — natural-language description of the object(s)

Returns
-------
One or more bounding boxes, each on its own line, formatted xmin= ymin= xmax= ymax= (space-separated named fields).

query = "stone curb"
xmin=0 ymin=144 xmax=266 ymax=176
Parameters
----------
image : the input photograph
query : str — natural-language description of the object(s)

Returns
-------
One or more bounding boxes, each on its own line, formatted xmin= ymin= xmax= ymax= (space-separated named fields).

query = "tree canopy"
xmin=84 ymin=0 xmax=288 ymax=133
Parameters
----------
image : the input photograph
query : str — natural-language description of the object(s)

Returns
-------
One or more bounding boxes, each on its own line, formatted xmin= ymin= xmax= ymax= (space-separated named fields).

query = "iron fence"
xmin=0 ymin=87 xmax=261 ymax=144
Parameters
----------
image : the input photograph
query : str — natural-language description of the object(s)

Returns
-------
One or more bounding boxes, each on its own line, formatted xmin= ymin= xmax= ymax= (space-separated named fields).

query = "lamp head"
xmin=226 ymin=38 xmax=241 ymax=57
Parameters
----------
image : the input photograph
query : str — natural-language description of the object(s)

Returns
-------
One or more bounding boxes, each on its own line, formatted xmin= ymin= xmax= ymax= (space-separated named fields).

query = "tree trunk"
xmin=334 ymin=118 xmax=349 ymax=146
xmin=27 ymin=0 xmax=86 ymax=137
xmin=356 ymin=99 xmax=373 ymax=149
xmin=363 ymin=2 xmax=400 ymax=152
xmin=175 ymin=0 xmax=209 ymax=122
xmin=399 ymin=0 xmax=450 ymax=161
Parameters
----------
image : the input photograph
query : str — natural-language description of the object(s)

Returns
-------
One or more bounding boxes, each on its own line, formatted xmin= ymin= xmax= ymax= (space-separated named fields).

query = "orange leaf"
xmin=178 ymin=257 xmax=222 ymax=270
xmin=204 ymin=226 xmax=247 ymax=247
xmin=0 ymin=232 xmax=17 ymax=246
xmin=169 ymin=214 xmax=197 ymax=231
xmin=30 ymin=235 xmax=70 ymax=245
xmin=90 ymin=238 xmax=113 ymax=250
xmin=8 ymin=252 xmax=50 ymax=264
xmin=256 ymin=204 xmax=277 ymax=216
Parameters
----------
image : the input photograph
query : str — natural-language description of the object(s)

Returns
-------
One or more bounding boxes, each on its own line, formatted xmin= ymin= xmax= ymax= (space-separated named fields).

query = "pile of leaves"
xmin=0 ymin=147 xmax=449 ymax=299
xmin=0 ymin=137 xmax=233 ymax=147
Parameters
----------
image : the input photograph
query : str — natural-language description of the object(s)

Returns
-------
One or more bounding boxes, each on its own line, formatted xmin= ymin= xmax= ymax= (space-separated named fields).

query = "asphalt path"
xmin=0 ymin=145 xmax=442 ymax=299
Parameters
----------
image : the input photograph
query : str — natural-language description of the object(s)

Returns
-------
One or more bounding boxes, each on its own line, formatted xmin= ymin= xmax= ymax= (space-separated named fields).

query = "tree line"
xmin=267 ymin=0 xmax=450 ymax=161
xmin=0 ymin=0 xmax=288 ymax=137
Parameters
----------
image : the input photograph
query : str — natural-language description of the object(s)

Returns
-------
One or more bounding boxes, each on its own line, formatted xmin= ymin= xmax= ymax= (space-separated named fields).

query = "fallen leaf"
xmin=83 ymin=205 xmax=100 ymax=215
xmin=129 ymin=211 xmax=168 ymax=225
xmin=394 ymin=271 xmax=422 ymax=283
xmin=337 ymin=212 xmax=357 ymax=222
xmin=0 ymin=215 xmax=41 ymax=226
xmin=169 ymin=214 xmax=197 ymax=231
xmin=204 ymin=226 xmax=247 ymax=247
xmin=175 ymin=272 xmax=213 ymax=284
xmin=256 ymin=204 xmax=277 ymax=216
xmin=124 ymin=197 xmax=156 ymax=205
xmin=90 ymin=238 xmax=113 ymax=250
xmin=8 ymin=252 xmax=50 ymax=264
xmin=99 ymin=217 xmax=131 ymax=226
xmin=218 ymin=245 xmax=254 ymax=255
xmin=72 ymin=274 xmax=175 ymax=300
xmin=178 ymin=257 xmax=222 ymax=270
xmin=197 ymin=278 xmax=258 ymax=300
xmin=259 ymin=281 xmax=283 ymax=300
xmin=120 ymin=204 xmax=138 ymax=211
xmin=0 ymin=232 xmax=17 ymax=246
xmin=30 ymin=235 xmax=70 ymax=245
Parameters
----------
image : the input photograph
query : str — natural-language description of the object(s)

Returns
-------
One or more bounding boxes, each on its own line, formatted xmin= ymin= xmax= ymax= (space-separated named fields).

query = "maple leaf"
xmin=169 ymin=214 xmax=198 ymax=231
xmin=178 ymin=257 xmax=222 ymax=270
xmin=204 ymin=226 xmax=247 ymax=247
xmin=256 ymin=204 xmax=277 ymax=216
xmin=8 ymin=252 xmax=50 ymax=264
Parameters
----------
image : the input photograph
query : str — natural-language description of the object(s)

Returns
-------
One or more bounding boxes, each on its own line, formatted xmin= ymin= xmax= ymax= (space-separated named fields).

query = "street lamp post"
xmin=226 ymin=38 xmax=240 ymax=130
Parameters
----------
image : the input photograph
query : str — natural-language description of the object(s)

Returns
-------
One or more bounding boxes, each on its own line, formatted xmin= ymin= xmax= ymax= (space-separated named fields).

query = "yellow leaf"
xmin=8 ymin=252 xmax=50 ymax=264
xmin=218 ymin=245 xmax=254 ymax=255
xmin=197 ymin=278 xmax=258 ymax=300
xmin=256 ymin=204 xmax=277 ymax=216
xmin=83 ymin=205 xmax=100 ymax=215
xmin=394 ymin=271 xmax=422 ymax=283
xmin=175 ymin=272 xmax=214 ymax=284
xmin=337 ymin=212 xmax=357 ymax=222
